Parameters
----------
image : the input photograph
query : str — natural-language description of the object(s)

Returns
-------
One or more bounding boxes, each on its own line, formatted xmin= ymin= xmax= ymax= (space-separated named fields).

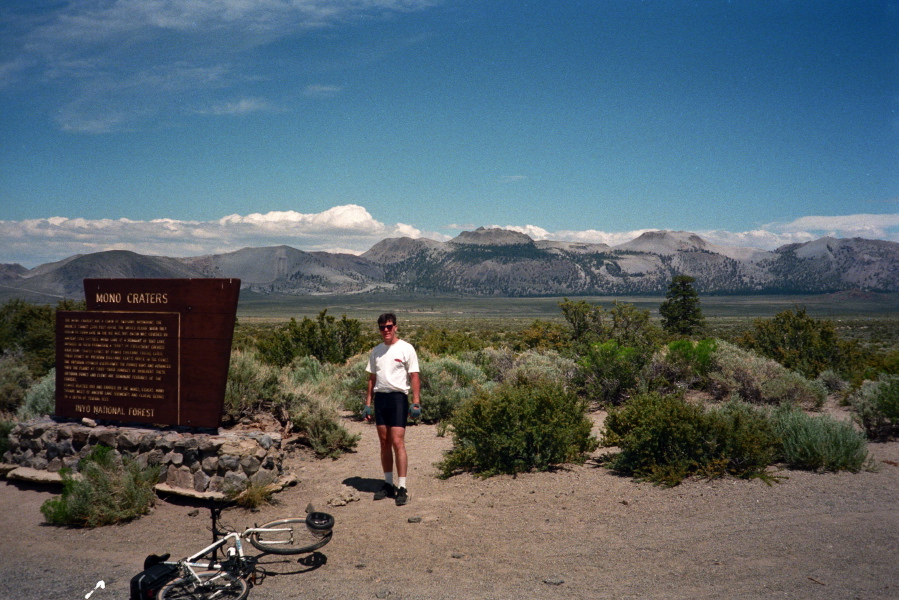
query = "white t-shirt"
xmin=366 ymin=339 xmax=420 ymax=394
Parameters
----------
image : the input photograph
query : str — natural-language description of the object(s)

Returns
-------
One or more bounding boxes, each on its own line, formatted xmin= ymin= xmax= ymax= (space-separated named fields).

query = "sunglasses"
xmin=378 ymin=324 xmax=395 ymax=331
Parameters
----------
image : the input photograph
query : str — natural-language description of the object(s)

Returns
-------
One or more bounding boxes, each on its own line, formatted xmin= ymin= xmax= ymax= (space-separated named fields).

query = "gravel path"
xmin=2 ymin=410 xmax=898 ymax=600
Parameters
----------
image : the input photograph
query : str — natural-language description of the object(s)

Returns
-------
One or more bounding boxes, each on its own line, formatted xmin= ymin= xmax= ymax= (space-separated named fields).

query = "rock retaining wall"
xmin=2 ymin=418 xmax=284 ymax=494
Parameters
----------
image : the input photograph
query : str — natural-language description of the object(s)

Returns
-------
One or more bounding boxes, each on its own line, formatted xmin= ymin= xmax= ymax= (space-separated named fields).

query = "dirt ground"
xmin=2 ymin=406 xmax=898 ymax=600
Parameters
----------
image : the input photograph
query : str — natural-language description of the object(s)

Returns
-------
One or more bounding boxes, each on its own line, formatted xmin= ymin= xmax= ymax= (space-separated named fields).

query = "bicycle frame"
xmin=168 ymin=524 xmax=291 ymax=584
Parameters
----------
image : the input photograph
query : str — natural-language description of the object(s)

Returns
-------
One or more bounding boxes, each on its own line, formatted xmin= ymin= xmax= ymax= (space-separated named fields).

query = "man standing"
xmin=365 ymin=313 xmax=420 ymax=506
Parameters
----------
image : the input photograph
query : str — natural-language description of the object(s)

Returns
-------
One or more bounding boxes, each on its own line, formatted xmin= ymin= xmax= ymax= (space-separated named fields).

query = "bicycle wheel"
xmin=249 ymin=514 xmax=334 ymax=555
xmin=156 ymin=570 xmax=249 ymax=600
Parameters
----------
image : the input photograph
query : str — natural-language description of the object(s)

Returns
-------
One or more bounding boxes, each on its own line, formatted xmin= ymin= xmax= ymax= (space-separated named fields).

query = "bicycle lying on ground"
xmin=149 ymin=504 xmax=335 ymax=600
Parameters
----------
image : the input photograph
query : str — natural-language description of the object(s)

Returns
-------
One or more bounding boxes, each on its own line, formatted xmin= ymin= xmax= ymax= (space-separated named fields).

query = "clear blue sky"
xmin=1 ymin=0 xmax=898 ymax=267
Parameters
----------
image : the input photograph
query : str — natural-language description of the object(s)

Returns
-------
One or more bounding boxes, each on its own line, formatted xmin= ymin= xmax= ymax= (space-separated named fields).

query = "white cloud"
xmin=769 ymin=214 xmax=899 ymax=240
xmin=3 ymin=208 xmax=898 ymax=269
xmin=0 ymin=205 xmax=439 ymax=267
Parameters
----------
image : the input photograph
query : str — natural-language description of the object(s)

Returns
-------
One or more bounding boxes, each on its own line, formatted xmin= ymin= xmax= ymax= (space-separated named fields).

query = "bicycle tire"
xmin=248 ymin=515 xmax=334 ymax=555
xmin=156 ymin=570 xmax=249 ymax=600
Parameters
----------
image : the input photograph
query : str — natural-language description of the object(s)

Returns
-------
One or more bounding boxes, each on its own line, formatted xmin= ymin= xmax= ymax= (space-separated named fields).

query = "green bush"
xmin=462 ymin=347 xmax=515 ymax=382
xmin=0 ymin=353 xmax=32 ymax=413
xmin=709 ymin=341 xmax=826 ymax=408
xmin=290 ymin=395 xmax=360 ymax=458
xmin=578 ymin=341 xmax=649 ymax=406
xmin=268 ymin=355 xmax=361 ymax=457
xmin=849 ymin=375 xmax=899 ymax=439
xmin=736 ymin=307 xmax=852 ymax=378
xmin=505 ymin=350 xmax=577 ymax=386
xmin=772 ymin=405 xmax=869 ymax=472
xmin=256 ymin=310 xmax=365 ymax=367
xmin=514 ymin=319 xmax=571 ymax=352
xmin=18 ymin=368 xmax=56 ymax=420
xmin=0 ymin=418 xmax=14 ymax=457
xmin=559 ymin=298 xmax=661 ymax=353
xmin=418 ymin=356 xmax=488 ymax=423
xmin=816 ymin=369 xmax=848 ymax=394
xmin=411 ymin=327 xmax=485 ymax=355
xmin=40 ymin=445 xmax=160 ymax=527
xmin=649 ymin=339 xmax=717 ymax=391
xmin=602 ymin=393 xmax=778 ymax=486
xmin=437 ymin=379 xmax=598 ymax=478
xmin=224 ymin=350 xmax=288 ymax=423
xmin=335 ymin=358 xmax=372 ymax=416
xmin=760 ymin=371 xmax=828 ymax=409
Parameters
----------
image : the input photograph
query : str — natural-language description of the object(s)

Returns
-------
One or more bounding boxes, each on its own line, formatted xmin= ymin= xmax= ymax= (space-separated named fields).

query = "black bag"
xmin=129 ymin=561 xmax=179 ymax=600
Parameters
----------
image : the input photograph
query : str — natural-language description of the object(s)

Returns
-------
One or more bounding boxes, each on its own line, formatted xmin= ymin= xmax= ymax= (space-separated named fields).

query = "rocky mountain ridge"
xmin=2 ymin=229 xmax=898 ymax=300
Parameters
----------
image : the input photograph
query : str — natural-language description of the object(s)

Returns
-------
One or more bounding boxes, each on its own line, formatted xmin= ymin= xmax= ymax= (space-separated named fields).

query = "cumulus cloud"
xmin=0 ymin=205 xmax=438 ymax=267
xmin=3 ymin=207 xmax=897 ymax=269
xmin=2 ymin=0 xmax=441 ymax=131
xmin=769 ymin=214 xmax=899 ymax=240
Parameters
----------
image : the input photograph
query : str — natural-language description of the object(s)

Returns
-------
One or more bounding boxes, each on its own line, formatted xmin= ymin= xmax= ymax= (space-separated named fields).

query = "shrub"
xmin=602 ymin=393 xmax=778 ymax=486
xmin=709 ymin=341 xmax=826 ymax=408
xmin=771 ymin=405 xmax=869 ymax=472
xmin=18 ymin=368 xmax=56 ymax=420
xmin=256 ymin=310 xmax=365 ymax=367
xmin=505 ymin=350 xmax=578 ymax=386
xmin=0 ymin=353 xmax=32 ymax=413
xmin=848 ymin=375 xmax=899 ymax=439
xmin=40 ymin=445 xmax=160 ymax=527
xmin=224 ymin=350 xmax=287 ymax=423
xmin=649 ymin=339 xmax=717 ymax=391
xmin=418 ymin=356 xmax=488 ymax=423
xmin=290 ymin=394 xmax=360 ymax=458
xmin=0 ymin=417 xmax=14 ymax=457
xmin=578 ymin=341 xmax=649 ymax=406
xmin=736 ymin=307 xmax=850 ymax=378
xmin=411 ymin=327 xmax=485 ymax=355
xmin=760 ymin=371 xmax=828 ymax=409
xmin=335 ymin=357 xmax=372 ymax=416
xmin=816 ymin=369 xmax=848 ymax=394
xmin=513 ymin=319 xmax=571 ymax=352
xmin=559 ymin=299 xmax=661 ymax=353
xmin=437 ymin=379 xmax=598 ymax=478
xmin=462 ymin=347 xmax=515 ymax=382
xmin=227 ymin=476 xmax=277 ymax=509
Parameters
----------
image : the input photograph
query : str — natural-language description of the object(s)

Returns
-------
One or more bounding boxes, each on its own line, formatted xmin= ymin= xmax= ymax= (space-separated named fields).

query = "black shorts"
xmin=373 ymin=391 xmax=409 ymax=428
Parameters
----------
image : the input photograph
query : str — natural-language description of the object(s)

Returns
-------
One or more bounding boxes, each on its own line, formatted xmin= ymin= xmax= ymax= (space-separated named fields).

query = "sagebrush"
xmin=771 ymin=405 xmax=869 ymax=472
xmin=849 ymin=375 xmax=899 ymax=439
xmin=437 ymin=379 xmax=598 ymax=478
xmin=602 ymin=393 xmax=778 ymax=486
xmin=40 ymin=445 xmax=160 ymax=527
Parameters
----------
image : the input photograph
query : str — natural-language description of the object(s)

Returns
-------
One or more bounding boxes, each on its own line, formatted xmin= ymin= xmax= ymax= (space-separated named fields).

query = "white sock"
xmin=398 ymin=477 xmax=407 ymax=489
xmin=384 ymin=472 xmax=393 ymax=486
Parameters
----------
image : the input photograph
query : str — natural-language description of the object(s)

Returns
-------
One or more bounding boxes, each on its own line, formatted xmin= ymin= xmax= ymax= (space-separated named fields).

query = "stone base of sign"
xmin=2 ymin=418 xmax=285 ymax=495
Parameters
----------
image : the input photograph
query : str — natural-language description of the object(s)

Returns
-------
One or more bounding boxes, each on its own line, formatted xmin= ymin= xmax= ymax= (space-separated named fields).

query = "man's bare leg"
xmin=377 ymin=424 xmax=393 ymax=474
xmin=390 ymin=426 xmax=407 ymax=478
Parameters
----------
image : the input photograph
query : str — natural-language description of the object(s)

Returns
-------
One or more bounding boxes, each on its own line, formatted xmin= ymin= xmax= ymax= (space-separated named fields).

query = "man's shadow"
xmin=342 ymin=476 xmax=383 ymax=494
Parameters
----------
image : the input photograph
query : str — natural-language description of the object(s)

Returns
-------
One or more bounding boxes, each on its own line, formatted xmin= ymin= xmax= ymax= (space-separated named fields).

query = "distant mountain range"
xmin=2 ymin=229 xmax=898 ymax=301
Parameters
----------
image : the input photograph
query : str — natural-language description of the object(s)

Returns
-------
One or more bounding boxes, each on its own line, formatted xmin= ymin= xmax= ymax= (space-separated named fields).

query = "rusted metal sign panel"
xmin=56 ymin=279 xmax=240 ymax=428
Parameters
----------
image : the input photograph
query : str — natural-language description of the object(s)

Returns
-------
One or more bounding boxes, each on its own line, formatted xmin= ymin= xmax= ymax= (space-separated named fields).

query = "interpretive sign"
xmin=56 ymin=279 xmax=240 ymax=428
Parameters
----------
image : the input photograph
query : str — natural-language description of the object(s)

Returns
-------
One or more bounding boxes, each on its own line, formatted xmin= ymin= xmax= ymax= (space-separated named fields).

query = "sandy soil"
xmin=2 ymin=407 xmax=898 ymax=600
